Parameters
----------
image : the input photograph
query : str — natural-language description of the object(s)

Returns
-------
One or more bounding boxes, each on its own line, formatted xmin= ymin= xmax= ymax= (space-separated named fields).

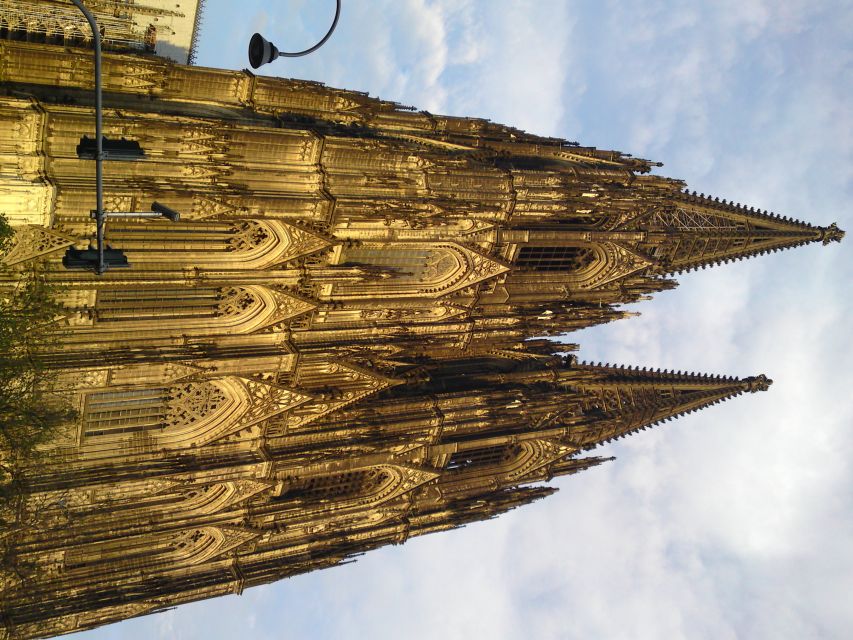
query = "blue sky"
xmin=73 ymin=1 xmax=851 ymax=638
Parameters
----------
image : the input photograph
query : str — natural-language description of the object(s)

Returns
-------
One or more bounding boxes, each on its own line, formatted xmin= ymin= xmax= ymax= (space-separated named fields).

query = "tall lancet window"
xmin=86 ymin=286 xmax=274 ymax=335
xmin=82 ymin=382 xmax=229 ymax=439
xmin=83 ymin=388 xmax=169 ymax=437
xmin=277 ymin=469 xmax=391 ymax=502
xmin=446 ymin=444 xmax=523 ymax=472
xmin=342 ymin=246 xmax=458 ymax=283
xmin=106 ymin=221 xmax=233 ymax=252
xmin=102 ymin=219 xmax=303 ymax=270
xmin=95 ymin=288 xmax=221 ymax=322
xmin=332 ymin=243 xmax=468 ymax=297
xmin=515 ymin=246 xmax=596 ymax=272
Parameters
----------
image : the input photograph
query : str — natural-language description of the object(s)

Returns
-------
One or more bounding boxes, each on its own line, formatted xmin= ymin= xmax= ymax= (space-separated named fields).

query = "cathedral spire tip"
xmin=820 ymin=222 xmax=845 ymax=245
xmin=644 ymin=191 xmax=840 ymax=275
xmin=743 ymin=374 xmax=773 ymax=393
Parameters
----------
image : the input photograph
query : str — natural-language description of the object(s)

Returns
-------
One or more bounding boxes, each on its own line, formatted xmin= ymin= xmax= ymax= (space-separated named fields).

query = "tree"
xmin=0 ymin=215 xmax=76 ymax=579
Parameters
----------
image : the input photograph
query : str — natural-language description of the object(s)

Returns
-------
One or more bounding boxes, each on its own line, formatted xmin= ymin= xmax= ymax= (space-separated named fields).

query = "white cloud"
xmin=74 ymin=1 xmax=853 ymax=639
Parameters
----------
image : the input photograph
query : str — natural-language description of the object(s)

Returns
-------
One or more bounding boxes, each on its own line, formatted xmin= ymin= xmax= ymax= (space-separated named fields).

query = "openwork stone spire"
xmin=636 ymin=190 xmax=845 ymax=274
xmin=570 ymin=362 xmax=772 ymax=447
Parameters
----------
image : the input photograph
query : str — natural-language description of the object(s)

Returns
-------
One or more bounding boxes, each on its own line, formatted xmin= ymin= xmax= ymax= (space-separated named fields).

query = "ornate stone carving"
xmin=0 ymin=225 xmax=75 ymax=266
xmin=505 ymin=440 xmax=577 ymax=481
xmin=191 ymin=195 xmax=246 ymax=220
xmin=434 ymin=245 xmax=510 ymax=297
xmin=228 ymin=220 xmax=272 ymax=253
xmin=215 ymin=287 xmax=258 ymax=317
xmin=579 ymin=242 xmax=654 ymax=289
xmin=0 ymin=36 xmax=840 ymax=640
xmin=167 ymin=382 xmax=228 ymax=430
xmin=284 ymin=362 xmax=400 ymax=431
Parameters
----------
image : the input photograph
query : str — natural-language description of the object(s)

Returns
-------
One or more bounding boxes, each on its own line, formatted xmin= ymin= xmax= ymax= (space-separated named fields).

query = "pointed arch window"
xmin=64 ymin=527 xmax=225 ymax=572
xmin=102 ymin=219 xmax=311 ymax=270
xmin=446 ymin=444 xmax=523 ymax=472
xmin=86 ymin=285 xmax=281 ymax=336
xmin=341 ymin=246 xmax=458 ymax=283
xmin=95 ymin=288 xmax=221 ymax=322
xmin=106 ymin=221 xmax=233 ymax=252
xmin=83 ymin=388 xmax=169 ymax=437
xmin=82 ymin=382 xmax=229 ymax=439
xmin=515 ymin=246 xmax=596 ymax=272
xmin=333 ymin=242 xmax=473 ymax=297
xmin=277 ymin=469 xmax=391 ymax=502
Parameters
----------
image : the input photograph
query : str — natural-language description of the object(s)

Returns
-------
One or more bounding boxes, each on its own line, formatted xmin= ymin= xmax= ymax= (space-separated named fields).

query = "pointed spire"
xmin=550 ymin=455 xmax=615 ymax=478
xmin=638 ymin=191 xmax=844 ymax=274
xmin=407 ymin=486 xmax=559 ymax=538
xmin=569 ymin=362 xmax=772 ymax=448
xmin=446 ymin=486 xmax=558 ymax=525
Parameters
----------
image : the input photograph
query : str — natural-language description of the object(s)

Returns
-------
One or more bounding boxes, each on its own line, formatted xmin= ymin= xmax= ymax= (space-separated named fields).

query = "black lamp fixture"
xmin=63 ymin=246 xmax=129 ymax=271
xmin=248 ymin=0 xmax=341 ymax=69
xmin=66 ymin=1 xmax=180 ymax=275
xmin=65 ymin=203 xmax=182 ymax=273
xmin=76 ymin=136 xmax=145 ymax=161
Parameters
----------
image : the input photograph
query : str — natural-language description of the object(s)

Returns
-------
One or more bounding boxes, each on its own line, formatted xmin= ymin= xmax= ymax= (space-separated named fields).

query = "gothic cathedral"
xmin=0 ymin=5 xmax=843 ymax=638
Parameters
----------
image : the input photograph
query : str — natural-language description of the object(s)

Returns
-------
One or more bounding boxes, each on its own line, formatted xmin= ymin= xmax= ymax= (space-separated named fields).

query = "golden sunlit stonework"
xmin=0 ymin=0 xmax=205 ymax=63
xmin=0 ymin=30 xmax=844 ymax=640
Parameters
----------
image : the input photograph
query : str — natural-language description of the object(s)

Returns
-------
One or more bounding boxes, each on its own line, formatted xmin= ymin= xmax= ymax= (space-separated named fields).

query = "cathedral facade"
xmin=0 ymin=0 xmax=205 ymax=63
xmin=0 ymin=30 xmax=843 ymax=640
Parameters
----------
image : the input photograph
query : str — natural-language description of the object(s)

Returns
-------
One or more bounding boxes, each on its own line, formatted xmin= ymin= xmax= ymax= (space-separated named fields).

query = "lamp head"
xmin=151 ymin=201 xmax=181 ymax=222
xmin=249 ymin=33 xmax=279 ymax=69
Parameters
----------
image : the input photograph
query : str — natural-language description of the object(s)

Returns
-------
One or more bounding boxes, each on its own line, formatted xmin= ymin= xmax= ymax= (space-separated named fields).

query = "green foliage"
xmin=0 ymin=216 xmax=75 ymax=503
xmin=0 ymin=214 xmax=12 ymax=253
xmin=0 ymin=216 xmax=77 ymax=584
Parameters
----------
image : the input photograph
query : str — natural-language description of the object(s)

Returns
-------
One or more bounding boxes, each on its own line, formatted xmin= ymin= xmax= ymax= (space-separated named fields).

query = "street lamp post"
xmin=65 ymin=1 xmax=181 ymax=274
xmin=248 ymin=0 xmax=341 ymax=69
xmin=68 ymin=0 xmax=107 ymax=273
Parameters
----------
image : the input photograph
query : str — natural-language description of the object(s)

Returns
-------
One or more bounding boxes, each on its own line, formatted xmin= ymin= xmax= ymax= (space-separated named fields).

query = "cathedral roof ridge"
xmin=187 ymin=0 xmax=208 ymax=65
xmin=667 ymin=238 xmax=816 ymax=276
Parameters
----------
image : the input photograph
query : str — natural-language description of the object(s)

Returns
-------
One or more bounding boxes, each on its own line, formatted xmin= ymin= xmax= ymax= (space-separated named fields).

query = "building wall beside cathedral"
xmin=0 ymin=0 xmax=204 ymax=63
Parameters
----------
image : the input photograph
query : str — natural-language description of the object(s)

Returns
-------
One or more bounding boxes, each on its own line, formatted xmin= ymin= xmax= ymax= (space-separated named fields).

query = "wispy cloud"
xmin=73 ymin=2 xmax=853 ymax=639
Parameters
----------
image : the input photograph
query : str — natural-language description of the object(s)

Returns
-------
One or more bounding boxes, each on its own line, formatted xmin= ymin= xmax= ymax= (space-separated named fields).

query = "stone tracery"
xmin=0 ymin=29 xmax=842 ymax=640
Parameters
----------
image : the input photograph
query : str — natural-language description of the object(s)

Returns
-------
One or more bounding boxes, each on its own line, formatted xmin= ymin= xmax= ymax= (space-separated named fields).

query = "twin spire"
xmin=636 ymin=190 xmax=844 ymax=274
xmin=552 ymin=187 xmax=842 ymax=447
xmin=566 ymin=361 xmax=773 ymax=448
xmin=570 ymin=188 xmax=841 ymax=444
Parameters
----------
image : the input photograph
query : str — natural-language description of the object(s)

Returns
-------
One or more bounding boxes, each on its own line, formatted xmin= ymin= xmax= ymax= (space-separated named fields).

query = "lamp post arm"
xmin=249 ymin=0 xmax=341 ymax=68
xmin=278 ymin=0 xmax=341 ymax=57
xmin=69 ymin=0 xmax=105 ymax=274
